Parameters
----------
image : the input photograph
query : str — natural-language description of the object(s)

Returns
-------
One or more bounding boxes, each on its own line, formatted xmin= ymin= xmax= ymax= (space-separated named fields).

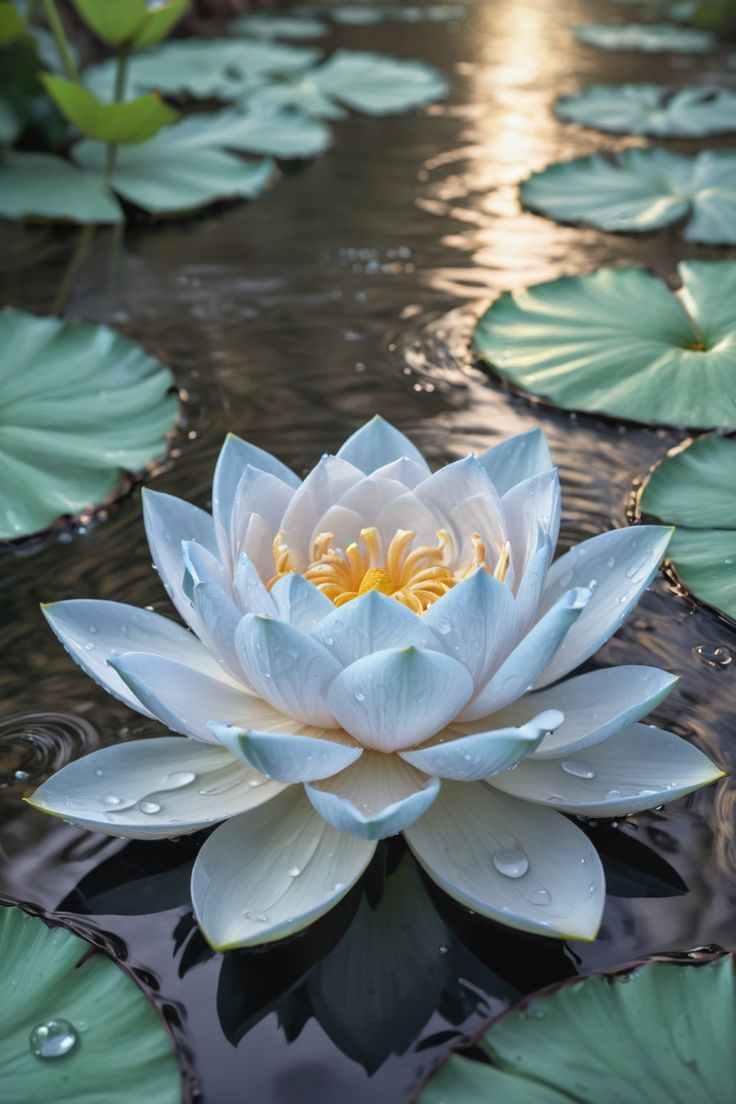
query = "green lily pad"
xmin=520 ymin=147 xmax=736 ymax=244
xmin=0 ymin=308 xmax=178 ymax=540
xmin=84 ymin=38 xmax=320 ymax=101
xmin=42 ymin=75 xmax=178 ymax=143
xmin=639 ymin=433 xmax=736 ymax=620
xmin=473 ymin=261 xmax=736 ymax=430
xmin=575 ymin=22 xmax=714 ymax=51
xmin=246 ymin=49 xmax=448 ymax=119
xmin=72 ymin=0 xmax=187 ymax=48
xmin=0 ymin=903 xmax=181 ymax=1103
xmin=311 ymin=4 xmax=466 ymax=24
xmin=417 ymin=953 xmax=736 ymax=1104
xmin=555 ymin=84 xmax=736 ymax=136
xmin=0 ymin=109 xmax=283 ymax=222
xmin=229 ymin=13 xmax=329 ymax=38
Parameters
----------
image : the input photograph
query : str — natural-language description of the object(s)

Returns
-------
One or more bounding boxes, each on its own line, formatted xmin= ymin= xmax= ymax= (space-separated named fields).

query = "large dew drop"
xmin=29 ymin=1018 xmax=78 ymax=1059
xmin=492 ymin=847 xmax=529 ymax=878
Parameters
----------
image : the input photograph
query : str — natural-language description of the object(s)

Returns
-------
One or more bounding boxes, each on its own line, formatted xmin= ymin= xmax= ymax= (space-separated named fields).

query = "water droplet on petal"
xmin=102 ymin=795 xmax=121 ymax=806
xmin=30 ymin=1019 xmax=78 ymax=1059
xmin=561 ymin=760 xmax=596 ymax=780
xmin=354 ymin=690 xmax=366 ymax=702
xmin=436 ymin=618 xmax=451 ymax=635
xmin=287 ymin=866 xmax=301 ymax=877
xmin=492 ymin=847 xmax=529 ymax=878
xmin=139 ymin=801 xmax=161 ymax=814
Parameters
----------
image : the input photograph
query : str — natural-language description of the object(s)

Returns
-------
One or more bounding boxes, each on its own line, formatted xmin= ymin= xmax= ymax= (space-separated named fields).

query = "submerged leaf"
xmin=639 ymin=433 xmax=736 ymax=620
xmin=42 ymin=75 xmax=178 ymax=143
xmin=0 ymin=904 xmax=181 ymax=1104
xmin=575 ymin=22 xmax=714 ymax=51
xmin=555 ymin=83 xmax=736 ymax=137
xmin=0 ymin=309 xmax=177 ymax=540
xmin=473 ymin=261 xmax=736 ymax=429
xmin=520 ymin=147 xmax=736 ymax=244
xmin=417 ymin=953 xmax=736 ymax=1104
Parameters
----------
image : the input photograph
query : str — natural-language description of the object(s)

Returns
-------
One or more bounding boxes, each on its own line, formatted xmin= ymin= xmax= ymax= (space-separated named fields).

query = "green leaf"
xmin=639 ymin=433 xmax=736 ymax=619
xmin=72 ymin=0 xmax=188 ymax=48
xmin=0 ymin=1 xmax=25 ymax=44
xmin=84 ymin=38 xmax=321 ymax=101
xmin=575 ymin=21 xmax=714 ymax=50
xmin=473 ymin=261 xmax=736 ymax=429
xmin=0 ymin=308 xmax=177 ymax=539
xmin=521 ymin=147 xmax=736 ymax=244
xmin=72 ymin=112 xmax=276 ymax=215
xmin=0 ymin=904 xmax=181 ymax=1104
xmin=418 ymin=954 xmax=736 ymax=1104
xmin=0 ymin=150 xmax=122 ymax=223
xmin=246 ymin=49 xmax=448 ymax=118
xmin=555 ymin=83 xmax=736 ymax=136
xmin=42 ymin=75 xmax=178 ymax=143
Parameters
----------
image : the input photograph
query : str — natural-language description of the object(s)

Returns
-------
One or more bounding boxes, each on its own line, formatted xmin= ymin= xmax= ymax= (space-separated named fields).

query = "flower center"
xmin=267 ymin=526 xmax=510 ymax=614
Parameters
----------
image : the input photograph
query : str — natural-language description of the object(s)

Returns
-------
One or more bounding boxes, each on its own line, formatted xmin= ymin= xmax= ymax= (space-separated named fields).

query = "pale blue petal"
xmin=142 ymin=488 xmax=218 ymax=633
xmin=270 ymin=572 xmax=335 ymax=630
xmin=212 ymin=723 xmax=363 ymax=782
xmin=423 ymin=569 xmax=515 ymax=689
xmin=312 ymin=589 xmax=441 ymax=666
xmin=335 ymin=414 xmax=430 ymax=474
xmin=477 ymin=428 xmax=554 ymax=495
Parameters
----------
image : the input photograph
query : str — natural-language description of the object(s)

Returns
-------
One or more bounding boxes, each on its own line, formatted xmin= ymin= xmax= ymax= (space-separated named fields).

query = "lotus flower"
xmin=30 ymin=418 xmax=722 ymax=949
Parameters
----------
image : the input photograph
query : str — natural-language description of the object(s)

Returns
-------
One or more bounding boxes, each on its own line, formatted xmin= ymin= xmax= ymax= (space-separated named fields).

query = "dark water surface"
xmin=2 ymin=1 xmax=736 ymax=1100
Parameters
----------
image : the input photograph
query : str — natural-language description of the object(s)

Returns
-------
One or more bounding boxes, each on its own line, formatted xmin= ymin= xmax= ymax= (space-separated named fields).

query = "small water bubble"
xmin=354 ymin=690 xmax=366 ymax=702
xmin=94 ymin=769 xmax=104 ymax=777
xmin=526 ymin=887 xmax=551 ymax=906
xmin=30 ymin=1019 xmax=78 ymax=1059
xmin=101 ymin=795 xmax=121 ymax=806
xmin=492 ymin=847 xmax=529 ymax=878
xmin=694 ymin=644 xmax=732 ymax=669
xmin=332 ymin=881 xmax=346 ymax=892
xmin=561 ymin=760 xmax=596 ymax=780
xmin=287 ymin=866 xmax=301 ymax=877
xmin=138 ymin=801 xmax=161 ymax=815
xmin=436 ymin=618 xmax=452 ymax=635
xmin=438 ymin=944 xmax=449 ymax=954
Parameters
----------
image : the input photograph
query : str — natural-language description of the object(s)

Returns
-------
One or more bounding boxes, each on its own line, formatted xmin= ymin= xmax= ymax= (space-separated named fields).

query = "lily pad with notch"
xmin=555 ymin=83 xmax=736 ymax=137
xmin=520 ymin=147 xmax=736 ymax=245
xmin=416 ymin=951 xmax=736 ymax=1104
xmin=0 ymin=308 xmax=178 ymax=540
xmin=638 ymin=432 xmax=736 ymax=621
xmin=574 ymin=21 xmax=714 ymax=51
xmin=473 ymin=261 xmax=736 ymax=429
xmin=0 ymin=902 xmax=181 ymax=1103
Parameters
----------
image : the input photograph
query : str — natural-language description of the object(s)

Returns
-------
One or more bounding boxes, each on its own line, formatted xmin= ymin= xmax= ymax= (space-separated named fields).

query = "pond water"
xmin=2 ymin=1 xmax=736 ymax=1101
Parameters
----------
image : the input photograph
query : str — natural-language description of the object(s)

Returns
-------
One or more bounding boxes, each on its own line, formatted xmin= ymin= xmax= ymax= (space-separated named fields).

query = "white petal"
xmin=109 ymin=652 xmax=273 ymax=743
xmin=312 ymin=590 xmax=441 ymax=666
xmin=399 ymin=710 xmax=563 ymax=780
xmin=490 ymin=722 xmax=724 ymax=816
xmin=332 ymin=474 xmax=410 ymax=524
xmin=235 ymin=614 xmax=342 ymax=727
xmin=459 ymin=587 xmax=592 ymax=721
xmin=213 ymin=723 xmax=363 ymax=782
xmin=376 ymin=490 xmax=444 ymax=549
xmin=42 ymin=599 xmax=234 ymax=718
xmin=28 ymin=736 xmax=283 ymax=839
xmin=212 ymin=433 xmax=299 ymax=564
xmin=370 ymin=456 xmax=430 ymax=489
xmin=488 ymin=666 xmax=679 ymax=760
xmin=191 ymin=787 xmax=376 ymax=949
xmin=449 ymin=493 xmax=510 ymax=577
xmin=233 ymin=552 xmax=277 ymax=616
xmin=142 ymin=488 xmax=219 ymax=634
xmin=229 ymin=466 xmax=296 ymax=570
xmin=335 ymin=415 xmax=430 ymax=474
xmin=416 ymin=457 xmax=506 ymax=545
xmin=512 ymin=526 xmax=554 ymax=633
xmin=501 ymin=468 xmax=560 ymax=582
xmin=404 ymin=781 xmax=605 ymax=940
xmin=182 ymin=541 xmax=244 ymax=681
xmin=477 ymin=428 xmax=554 ymax=495
xmin=423 ymin=568 xmax=515 ymax=690
xmin=279 ymin=455 xmax=365 ymax=562
xmin=306 ymin=752 xmax=439 ymax=839
xmin=270 ymin=572 xmax=333 ymax=630
xmin=535 ymin=526 xmax=673 ymax=687
xmin=243 ymin=511 xmax=277 ymax=580
xmin=327 ymin=646 xmax=474 ymax=752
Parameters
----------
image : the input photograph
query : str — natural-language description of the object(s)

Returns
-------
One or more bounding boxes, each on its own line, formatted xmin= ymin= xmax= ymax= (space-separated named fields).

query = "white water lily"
xmin=30 ymin=418 xmax=721 ymax=949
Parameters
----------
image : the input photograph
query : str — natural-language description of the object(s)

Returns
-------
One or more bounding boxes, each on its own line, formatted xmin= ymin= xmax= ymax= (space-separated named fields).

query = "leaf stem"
xmin=41 ymin=0 xmax=77 ymax=81
xmin=104 ymin=48 xmax=129 ymax=179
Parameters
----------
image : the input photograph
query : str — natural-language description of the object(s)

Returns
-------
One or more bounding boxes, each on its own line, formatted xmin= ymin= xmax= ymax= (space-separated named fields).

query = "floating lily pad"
xmin=417 ymin=952 xmax=736 ymax=1104
xmin=246 ymin=49 xmax=447 ymax=119
xmin=520 ymin=147 xmax=736 ymax=244
xmin=639 ymin=433 xmax=736 ymax=620
xmin=0 ymin=108 xmax=285 ymax=222
xmin=555 ymin=84 xmax=736 ymax=136
xmin=230 ymin=13 xmax=328 ymax=38
xmin=310 ymin=4 xmax=465 ymax=24
xmin=575 ymin=22 xmax=714 ymax=51
xmin=473 ymin=261 xmax=736 ymax=430
xmin=0 ymin=309 xmax=178 ymax=540
xmin=84 ymin=38 xmax=320 ymax=101
xmin=0 ymin=903 xmax=181 ymax=1103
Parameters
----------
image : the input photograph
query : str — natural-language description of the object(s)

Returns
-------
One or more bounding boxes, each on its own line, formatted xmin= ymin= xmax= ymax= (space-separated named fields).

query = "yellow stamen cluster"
xmin=268 ymin=526 xmax=510 ymax=614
